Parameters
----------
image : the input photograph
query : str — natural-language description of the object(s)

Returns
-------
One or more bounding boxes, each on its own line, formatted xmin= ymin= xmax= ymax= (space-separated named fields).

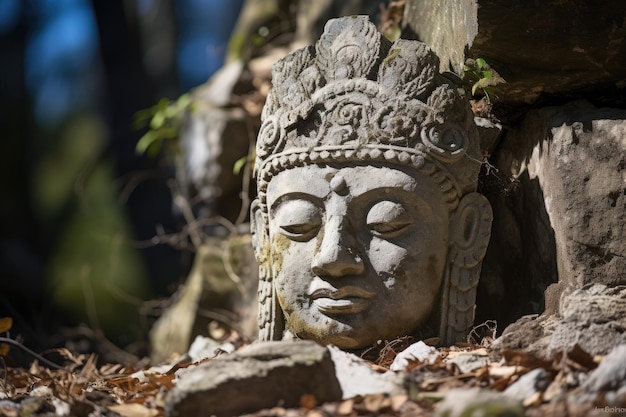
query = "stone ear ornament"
xmin=441 ymin=192 xmax=493 ymax=344
xmin=251 ymin=198 xmax=283 ymax=341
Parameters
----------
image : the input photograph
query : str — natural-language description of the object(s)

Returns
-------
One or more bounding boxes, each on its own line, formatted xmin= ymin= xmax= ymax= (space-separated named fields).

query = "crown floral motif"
xmin=254 ymin=16 xmax=482 ymax=212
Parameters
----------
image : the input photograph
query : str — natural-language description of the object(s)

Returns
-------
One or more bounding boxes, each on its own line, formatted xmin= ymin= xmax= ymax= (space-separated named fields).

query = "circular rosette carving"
xmin=321 ymin=93 xmax=372 ymax=145
xmin=420 ymin=123 xmax=467 ymax=160
xmin=332 ymin=101 xmax=363 ymax=126
xmin=374 ymin=105 xmax=420 ymax=145
xmin=256 ymin=115 xmax=282 ymax=159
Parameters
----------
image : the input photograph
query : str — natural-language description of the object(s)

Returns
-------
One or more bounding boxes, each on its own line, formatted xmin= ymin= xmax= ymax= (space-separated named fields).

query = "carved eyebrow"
xmin=269 ymin=192 xmax=324 ymax=215
xmin=350 ymin=186 xmax=421 ymax=204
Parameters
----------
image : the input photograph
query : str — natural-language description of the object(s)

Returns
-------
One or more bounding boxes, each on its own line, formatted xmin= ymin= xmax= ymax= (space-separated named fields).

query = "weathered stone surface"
xmin=150 ymin=235 xmax=258 ymax=363
xmin=498 ymin=102 xmax=626 ymax=311
xmin=434 ymin=389 xmax=524 ymax=417
xmin=251 ymin=15 xmax=492 ymax=349
xmin=403 ymin=0 xmax=626 ymax=105
xmin=390 ymin=341 xmax=438 ymax=371
xmin=504 ymin=368 xmax=549 ymax=403
xmin=327 ymin=346 xmax=404 ymax=399
xmin=494 ymin=284 xmax=626 ymax=358
xmin=165 ymin=340 xmax=404 ymax=416
xmin=177 ymin=62 xmax=256 ymax=224
xmin=165 ymin=341 xmax=342 ymax=417
xmin=291 ymin=0 xmax=383 ymax=49
xmin=578 ymin=344 xmax=626 ymax=406
xmin=401 ymin=0 xmax=477 ymax=75
xmin=476 ymin=100 xmax=626 ymax=334
xmin=447 ymin=352 xmax=489 ymax=374
xmin=490 ymin=314 xmax=553 ymax=359
xmin=551 ymin=285 xmax=626 ymax=355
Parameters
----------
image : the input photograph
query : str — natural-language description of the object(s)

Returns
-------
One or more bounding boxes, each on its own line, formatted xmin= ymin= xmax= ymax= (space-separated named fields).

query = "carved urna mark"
xmin=251 ymin=16 xmax=492 ymax=349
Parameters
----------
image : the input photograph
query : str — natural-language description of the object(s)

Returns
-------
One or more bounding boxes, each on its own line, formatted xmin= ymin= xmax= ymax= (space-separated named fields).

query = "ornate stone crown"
xmin=254 ymin=16 xmax=483 ymax=215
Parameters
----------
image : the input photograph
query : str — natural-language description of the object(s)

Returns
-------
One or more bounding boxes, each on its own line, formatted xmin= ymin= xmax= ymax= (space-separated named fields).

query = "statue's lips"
xmin=310 ymin=286 xmax=375 ymax=314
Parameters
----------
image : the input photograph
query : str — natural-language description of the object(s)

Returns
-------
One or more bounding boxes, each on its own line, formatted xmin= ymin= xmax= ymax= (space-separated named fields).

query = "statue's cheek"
xmin=366 ymin=238 xmax=408 ymax=279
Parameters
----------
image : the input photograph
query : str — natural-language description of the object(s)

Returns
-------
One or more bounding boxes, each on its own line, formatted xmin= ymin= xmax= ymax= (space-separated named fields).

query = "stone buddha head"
xmin=251 ymin=16 xmax=492 ymax=350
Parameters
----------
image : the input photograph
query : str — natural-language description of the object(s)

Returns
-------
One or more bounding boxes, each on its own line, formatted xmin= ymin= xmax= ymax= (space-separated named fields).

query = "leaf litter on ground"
xmin=0 ymin=320 xmax=622 ymax=417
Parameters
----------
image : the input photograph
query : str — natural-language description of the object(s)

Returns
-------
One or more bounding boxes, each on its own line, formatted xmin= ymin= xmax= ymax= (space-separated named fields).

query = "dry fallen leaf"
xmin=391 ymin=394 xmax=408 ymax=411
xmin=0 ymin=317 xmax=13 ymax=356
xmin=363 ymin=393 xmax=391 ymax=412
xmin=336 ymin=398 xmax=353 ymax=415
xmin=0 ymin=317 xmax=12 ymax=333
xmin=299 ymin=394 xmax=317 ymax=410
xmin=501 ymin=350 xmax=552 ymax=370
xmin=108 ymin=403 xmax=159 ymax=417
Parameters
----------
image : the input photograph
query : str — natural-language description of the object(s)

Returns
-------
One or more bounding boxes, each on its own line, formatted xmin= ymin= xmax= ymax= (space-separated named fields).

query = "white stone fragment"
xmin=390 ymin=341 xmax=439 ymax=371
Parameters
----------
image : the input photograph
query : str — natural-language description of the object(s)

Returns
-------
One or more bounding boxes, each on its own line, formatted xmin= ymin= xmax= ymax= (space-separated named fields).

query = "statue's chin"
xmin=294 ymin=330 xmax=371 ymax=350
xmin=287 ymin=319 xmax=419 ymax=351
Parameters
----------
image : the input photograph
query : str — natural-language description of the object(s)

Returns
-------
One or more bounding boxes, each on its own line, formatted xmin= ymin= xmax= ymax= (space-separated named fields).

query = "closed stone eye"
xmin=273 ymin=199 xmax=322 ymax=242
xmin=280 ymin=223 xmax=321 ymax=240
xmin=366 ymin=200 xmax=413 ymax=238
xmin=368 ymin=220 xmax=412 ymax=237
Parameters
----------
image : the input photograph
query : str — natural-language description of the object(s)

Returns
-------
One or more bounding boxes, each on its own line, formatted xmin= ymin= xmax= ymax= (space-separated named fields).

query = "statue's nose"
xmin=311 ymin=222 xmax=364 ymax=278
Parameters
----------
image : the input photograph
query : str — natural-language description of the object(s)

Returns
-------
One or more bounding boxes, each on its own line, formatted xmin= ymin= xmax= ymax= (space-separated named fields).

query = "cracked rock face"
xmin=165 ymin=341 xmax=342 ymax=417
xmin=483 ymin=102 xmax=626 ymax=357
xmin=549 ymin=284 xmax=626 ymax=356
xmin=494 ymin=284 xmax=626 ymax=359
xmin=164 ymin=340 xmax=403 ymax=417
xmin=403 ymin=0 xmax=626 ymax=105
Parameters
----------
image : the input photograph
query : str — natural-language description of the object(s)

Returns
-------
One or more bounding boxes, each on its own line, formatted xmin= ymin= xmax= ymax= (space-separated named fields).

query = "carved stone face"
xmin=253 ymin=16 xmax=493 ymax=347
xmin=266 ymin=163 xmax=449 ymax=349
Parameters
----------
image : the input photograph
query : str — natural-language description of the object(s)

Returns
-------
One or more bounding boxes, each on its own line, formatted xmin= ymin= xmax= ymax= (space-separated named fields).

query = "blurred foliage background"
xmin=0 ymin=0 xmax=245 ymax=357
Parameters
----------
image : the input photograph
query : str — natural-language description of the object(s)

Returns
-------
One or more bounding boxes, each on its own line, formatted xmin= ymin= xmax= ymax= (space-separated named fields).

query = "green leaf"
xmin=156 ymin=97 xmax=170 ymax=110
xmin=476 ymin=57 xmax=487 ymax=68
xmin=160 ymin=126 xmax=179 ymax=139
xmin=178 ymin=94 xmax=191 ymax=107
xmin=251 ymin=34 xmax=264 ymax=47
xmin=135 ymin=131 xmax=159 ymax=155
xmin=145 ymin=140 xmax=162 ymax=158
xmin=150 ymin=111 xmax=165 ymax=129
xmin=233 ymin=155 xmax=248 ymax=175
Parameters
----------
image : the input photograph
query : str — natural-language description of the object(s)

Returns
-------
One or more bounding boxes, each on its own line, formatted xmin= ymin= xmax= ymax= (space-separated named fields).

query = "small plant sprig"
xmin=463 ymin=57 xmax=506 ymax=104
xmin=133 ymin=94 xmax=193 ymax=157
xmin=233 ymin=150 xmax=256 ymax=175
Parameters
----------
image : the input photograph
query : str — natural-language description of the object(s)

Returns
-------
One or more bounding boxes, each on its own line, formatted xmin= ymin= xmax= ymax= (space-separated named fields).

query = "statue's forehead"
xmin=266 ymin=163 xmax=436 ymax=207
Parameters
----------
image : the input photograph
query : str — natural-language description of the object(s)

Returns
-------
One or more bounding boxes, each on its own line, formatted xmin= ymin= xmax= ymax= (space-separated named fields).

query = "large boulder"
xmin=403 ymin=0 xmax=626 ymax=105
xmin=164 ymin=340 xmax=403 ymax=417
xmin=493 ymin=284 xmax=626 ymax=359
xmin=165 ymin=341 xmax=341 ymax=416
xmin=489 ymin=101 xmax=626 ymax=357
xmin=403 ymin=0 xmax=626 ymax=356
xmin=149 ymin=235 xmax=258 ymax=363
xmin=498 ymin=101 xmax=626 ymax=311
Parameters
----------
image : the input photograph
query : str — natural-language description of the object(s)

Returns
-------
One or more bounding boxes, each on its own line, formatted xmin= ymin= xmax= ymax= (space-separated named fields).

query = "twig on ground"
xmin=0 ymin=337 xmax=63 ymax=370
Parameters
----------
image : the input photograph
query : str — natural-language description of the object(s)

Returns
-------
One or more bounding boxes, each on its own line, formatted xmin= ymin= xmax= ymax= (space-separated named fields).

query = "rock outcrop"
xmin=164 ymin=340 xmax=402 ymax=417
xmin=403 ymin=0 xmax=626 ymax=105
xmin=402 ymin=0 xmax=626 ymax=357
